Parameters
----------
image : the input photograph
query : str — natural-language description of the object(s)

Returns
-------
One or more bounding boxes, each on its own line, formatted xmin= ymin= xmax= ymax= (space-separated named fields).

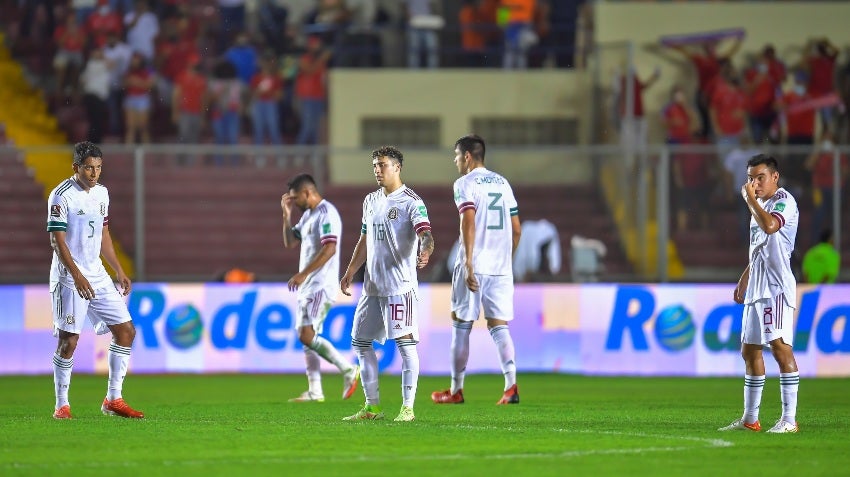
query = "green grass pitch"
xmin=1 ymin=373 xmax=848 ymax=477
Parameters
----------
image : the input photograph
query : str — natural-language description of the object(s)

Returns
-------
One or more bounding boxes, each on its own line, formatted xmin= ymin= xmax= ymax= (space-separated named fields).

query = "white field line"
xmin=2 ymin=426 xmax=733 ymax=469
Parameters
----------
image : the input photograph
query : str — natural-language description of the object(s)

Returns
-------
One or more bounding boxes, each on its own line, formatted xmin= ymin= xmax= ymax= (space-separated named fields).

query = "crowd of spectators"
xmin=6 ymin=0 xmax=589 ymax=148
xmin=617 ymin=34 xmax=850 ymax=247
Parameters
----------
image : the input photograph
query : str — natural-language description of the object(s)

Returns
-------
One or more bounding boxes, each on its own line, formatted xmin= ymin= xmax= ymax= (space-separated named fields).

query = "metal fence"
xmin=1 ymin=143 xmax=846 ymax=283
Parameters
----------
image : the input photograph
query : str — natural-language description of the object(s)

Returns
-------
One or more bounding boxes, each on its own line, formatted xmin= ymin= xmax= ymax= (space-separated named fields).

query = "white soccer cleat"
xmin=342 ymin=366 xmax=360 ymax=400
xmin=288 ymin=391 xmax=325 ymax=403
xmin=718 ymin=418 xmax=761 ymax=432
xmin=766 ymin=419 xmax=798 ymax=433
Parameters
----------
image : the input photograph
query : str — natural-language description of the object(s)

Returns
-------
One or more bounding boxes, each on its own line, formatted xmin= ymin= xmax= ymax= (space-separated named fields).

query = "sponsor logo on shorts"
xmin=394 ymin=323 xmax=402 ymax=329
xmin=65 ymin=314 xmax=75 ymax=325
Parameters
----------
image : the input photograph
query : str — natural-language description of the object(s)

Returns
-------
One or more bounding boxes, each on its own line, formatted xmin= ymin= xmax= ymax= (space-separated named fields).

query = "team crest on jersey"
xmin=100 ymin=203 xmax=106 ymax=216
xmin=387 ymin=207 xmax=399 ymax=220
xmin=50 ymin=205 xmax=61 ymax=217
xmin=65 ymin=315 xmax=75 ymax=325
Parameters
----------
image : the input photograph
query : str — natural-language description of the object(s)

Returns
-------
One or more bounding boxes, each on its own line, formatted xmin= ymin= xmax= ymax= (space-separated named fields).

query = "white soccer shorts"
xmin=450 ymin=265 xmax=514 ymax=322
xmin=351 ymin=290 xmax=419 ymax=344
xmin=295 ymin=289 xmax=333 ymax=333
xmin=741 ymin=293 xmax=795 ymax=347
xmin=51 ymin=283 xmax=132 ymax=336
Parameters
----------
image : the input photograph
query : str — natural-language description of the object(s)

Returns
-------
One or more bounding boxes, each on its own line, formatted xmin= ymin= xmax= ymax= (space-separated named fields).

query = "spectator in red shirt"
xmin=777 ymin=72 xmax=817 ymax=195
xmin=662 ymin=85 xmax=697 ymax=144
xmin=249 ymin=54 xmax=284 ymax=149
xmin=744 ymin=56 xmax=779 ymax=144
xmin=86 ymin=0 xmax=123 ymax=48
xmin=53 ymin=15 xmax=87 ymax=95
xmin=710 ymin=66 xmax=747 ymax=159
xmin=668 ymin=36 xmax=742 ymax=139
xmin=804 ymin=38 xmax=839 ymax=127
xmin=172 ymin=59 xmax=208 ymax=152
xmin=123 ymin=53 xmax=155 ymax=144
xmin=295 ymin=36 xmax=332 ymax=146
xmin=762 ymin=44 xmax=787 ymax=86
xmin=155 ymin=24 xmax=200 ymax=107
xmin=804 ymin=129 xmax=849 ymax=244
xmin=617 ymin=66 xmax=659 ymax=161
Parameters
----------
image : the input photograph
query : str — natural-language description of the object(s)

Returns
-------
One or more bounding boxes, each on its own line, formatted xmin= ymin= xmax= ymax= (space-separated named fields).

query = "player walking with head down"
xmin=432 ymin=134 xmax=522 ymax=406
xmin=340 ymin=146 xmax=435 ymax=422
xmin=48 ymin=141 xmax=143 ymax=419
xmin=719 ymin=154 xmax=801 ymax=434
xmin=281 ymin=173 xmax=360 ymax=403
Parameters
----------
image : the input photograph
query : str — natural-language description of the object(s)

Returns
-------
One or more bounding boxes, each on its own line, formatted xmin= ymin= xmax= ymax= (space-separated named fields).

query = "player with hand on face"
xmin=720 ymin=154 xmax=801 ymax=434
xmin=281 ymin=173 xmax=360 ymax=403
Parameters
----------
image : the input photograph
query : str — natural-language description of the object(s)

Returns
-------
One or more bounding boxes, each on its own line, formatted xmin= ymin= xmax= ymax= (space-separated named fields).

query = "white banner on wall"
xmin=1 ymin=283 xmax=848 ymax=376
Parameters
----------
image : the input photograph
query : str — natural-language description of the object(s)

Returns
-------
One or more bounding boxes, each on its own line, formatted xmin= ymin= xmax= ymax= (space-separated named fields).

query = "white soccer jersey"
xmin=453 ymin=167 xmax=519 ymax=276
xmin=292 ymin=199 xmax=342 ymax=297
xmin=46 ymin=177 xmax=113 ymax=290
xmin=745 ymin=187 xmax=799 ymax=307
xmin=361 ymin=185 xmax=431 ymax=296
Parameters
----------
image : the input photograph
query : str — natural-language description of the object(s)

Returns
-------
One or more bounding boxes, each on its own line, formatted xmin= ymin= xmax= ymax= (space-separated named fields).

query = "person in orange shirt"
xmin=459 ymin=0 xmax=499 ymax=67
xmin=499 ymin=0 xmax=536 ymax=69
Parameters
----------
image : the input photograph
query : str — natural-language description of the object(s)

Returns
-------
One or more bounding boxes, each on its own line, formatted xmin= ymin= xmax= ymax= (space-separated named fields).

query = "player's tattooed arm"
xmin=417 ymin=230 xmax=434 ymax=269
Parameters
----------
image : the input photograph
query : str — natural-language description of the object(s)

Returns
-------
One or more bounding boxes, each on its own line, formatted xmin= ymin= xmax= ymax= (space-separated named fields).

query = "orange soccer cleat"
xmin=53 ymin=405 xmax=73 ymax=419
xmin=431 ymin=389 xmax=465 ymax=404
xmin=496 ymin=384 xmax=519 ymax=405
xmin=101 ymin=398 xmax=145 ymax=419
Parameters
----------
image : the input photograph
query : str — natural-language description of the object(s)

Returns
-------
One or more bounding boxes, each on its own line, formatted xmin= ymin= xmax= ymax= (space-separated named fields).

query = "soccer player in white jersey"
xmin=339 ymin=146 xmax=435 ymax=422
xmin=47 ymin=142 xmax=143 ymax=419
xmin=281 ymin=173 xmax=360 ymax=402
xmin=719 ymin=154 xmax=801 ymax=434
xmin=431 ymin=135 xmax=522 ymax=405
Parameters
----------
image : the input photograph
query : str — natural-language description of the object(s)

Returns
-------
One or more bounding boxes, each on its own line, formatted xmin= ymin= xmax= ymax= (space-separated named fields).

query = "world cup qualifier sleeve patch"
xmin=774 ymin=203 xmax=785 ymax=212
xmin=51 ymin=205 xmax=61 ymax=217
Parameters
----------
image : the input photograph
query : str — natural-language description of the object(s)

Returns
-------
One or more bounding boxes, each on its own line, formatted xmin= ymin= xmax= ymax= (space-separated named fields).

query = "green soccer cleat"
xmin=394 ymin=406 xmax=415 ymax=422
xmin=342 ymin=404 xmax=384 ymax=421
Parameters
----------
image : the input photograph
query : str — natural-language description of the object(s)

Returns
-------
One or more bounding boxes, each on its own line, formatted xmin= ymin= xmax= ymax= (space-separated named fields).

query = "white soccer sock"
xmin=353 ymin=338 xmax=380 ymax=406
xmin=489 ymin=325 xmax=516 ymax=391
xmin=450 ymin=320 xmax=473 ymax=394
xmin=304 ymin=348 xmax=323 ymax=396
xmin=397 ymin=338 xmax=419 ymax=408
xmin=743 ymin=374 xmax=765 ymax=423
xmin=779 ymin=372 xmax=800 ymax=423
xmin=53 ymin=353 xmax=73 ymax=409
xmin=310 ymin=335 xmax=354 ymax=373
xmin=107 ymin=342 xmax=131 ymax=401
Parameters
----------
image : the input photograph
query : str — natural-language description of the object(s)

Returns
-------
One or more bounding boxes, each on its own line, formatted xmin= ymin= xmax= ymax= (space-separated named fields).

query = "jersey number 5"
xmin=88 ymin=220 xmax=95 ymax=238
xmin=487 ymin=193 xmax=504 ymax=230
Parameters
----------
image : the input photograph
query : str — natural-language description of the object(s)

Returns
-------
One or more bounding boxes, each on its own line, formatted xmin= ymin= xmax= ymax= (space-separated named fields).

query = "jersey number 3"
xmin=487 ymin=193 xmax=504 ymax=230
